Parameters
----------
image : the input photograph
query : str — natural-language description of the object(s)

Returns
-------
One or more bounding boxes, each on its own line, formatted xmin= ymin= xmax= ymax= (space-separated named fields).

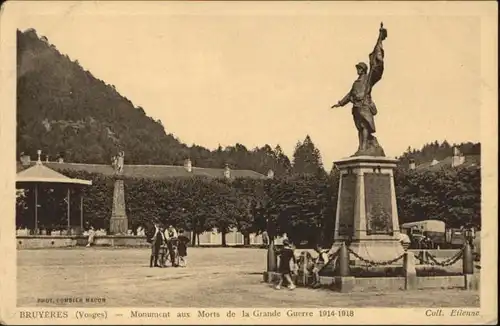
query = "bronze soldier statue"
xmin=331 ymin=23 xmax=388 ymax=157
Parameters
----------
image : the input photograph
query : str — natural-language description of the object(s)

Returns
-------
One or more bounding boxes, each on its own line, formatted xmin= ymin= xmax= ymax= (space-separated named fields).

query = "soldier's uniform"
xmin=337 ymin=39 xmax=385 ymax=135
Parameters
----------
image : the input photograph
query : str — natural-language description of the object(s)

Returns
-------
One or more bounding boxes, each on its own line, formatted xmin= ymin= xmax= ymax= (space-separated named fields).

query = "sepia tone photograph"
xmin=0 ymin=1 xmax=497 ymax=325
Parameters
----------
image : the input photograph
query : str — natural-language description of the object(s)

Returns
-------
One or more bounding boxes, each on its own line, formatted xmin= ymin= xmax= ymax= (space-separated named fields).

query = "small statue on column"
xmin=117 ymin=151 xmax=125 ymax=174
xmin=111 ymin=151 xmax=125 ymax=174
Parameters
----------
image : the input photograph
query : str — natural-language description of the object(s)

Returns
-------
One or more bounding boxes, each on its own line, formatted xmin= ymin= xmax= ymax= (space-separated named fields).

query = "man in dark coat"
xmin=150 ymin=223 xmax=165 ymax=268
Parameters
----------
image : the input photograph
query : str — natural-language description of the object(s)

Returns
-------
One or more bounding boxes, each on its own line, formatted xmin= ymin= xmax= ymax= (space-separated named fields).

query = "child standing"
xmin=275 ymin=239 xmax=297 ymax=290
xmin=177 ymin=230 xmax=190 ymax=267
xmin=86 ymin=226 xmax=96 ymax=247
xmin=311 ymin=244 xmax=329 ymax=288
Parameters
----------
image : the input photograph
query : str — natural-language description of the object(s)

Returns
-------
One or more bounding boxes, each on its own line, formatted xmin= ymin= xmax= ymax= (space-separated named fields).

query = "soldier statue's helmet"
xmin=355 ymin=62 xmax=368 ymax=73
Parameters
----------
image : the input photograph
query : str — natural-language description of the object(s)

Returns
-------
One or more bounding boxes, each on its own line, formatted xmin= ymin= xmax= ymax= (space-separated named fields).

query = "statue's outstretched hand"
xmin=331 ymin=103 xmax=341 ymax=109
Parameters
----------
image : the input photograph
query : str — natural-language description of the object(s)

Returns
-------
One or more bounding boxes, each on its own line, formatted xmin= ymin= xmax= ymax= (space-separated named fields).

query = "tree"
xmin=263 ymin=174 xmax=333 ymax=246
xmin=273 ymin=144 xmax=292 ymax=176
xmin=292 ymin=135 xmax=325 ymax=176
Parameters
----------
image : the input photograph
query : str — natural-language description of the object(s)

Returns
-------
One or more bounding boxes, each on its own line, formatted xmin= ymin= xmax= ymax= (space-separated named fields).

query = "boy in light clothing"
xmin=311 ymin=244 xmax=329 ymax=288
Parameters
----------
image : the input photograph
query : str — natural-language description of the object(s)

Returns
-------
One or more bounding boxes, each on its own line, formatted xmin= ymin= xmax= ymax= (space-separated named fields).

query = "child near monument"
xmin=311 ymin=244 xmax=329 ymax=288
xmin=275 ymin=239 xmax=297 ymax=290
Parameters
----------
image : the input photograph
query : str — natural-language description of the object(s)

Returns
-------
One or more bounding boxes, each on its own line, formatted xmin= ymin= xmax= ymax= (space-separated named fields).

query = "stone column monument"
xmin=330 ymin=156 xmax=404 ymax=263
xmin=110 ymin=151 xmax=128 ymax=234
xmin=328 ymin=23 xmax=404 ymax=264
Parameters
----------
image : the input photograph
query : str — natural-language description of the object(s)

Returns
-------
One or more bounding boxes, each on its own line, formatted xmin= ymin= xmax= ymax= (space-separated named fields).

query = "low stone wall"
xmin=17 ymin=236 xmax=79 ymax=249
xmin=16 ymin=236 xmax=267 ymax=249
xmin=16 ymin=236 xmax=150 ymax=249
xmin=93 ymin=236 xmax=150 ymax=247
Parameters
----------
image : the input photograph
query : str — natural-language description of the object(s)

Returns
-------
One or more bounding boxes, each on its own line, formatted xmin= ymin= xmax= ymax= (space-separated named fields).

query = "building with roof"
xmin=17 ymin=156 xmax=269 ymax=180
xmin=16 ymin=151 xmax=271 ymax=247
xmin=16 ymin=151 xmax=92 ymax=236
xmin=408 ymin=147 xmax=480 ymax=172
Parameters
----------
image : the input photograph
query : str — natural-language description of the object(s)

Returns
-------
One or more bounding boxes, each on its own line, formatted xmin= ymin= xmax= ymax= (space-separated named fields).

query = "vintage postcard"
xmin=0 ymin=1 xmax=497 ymax=325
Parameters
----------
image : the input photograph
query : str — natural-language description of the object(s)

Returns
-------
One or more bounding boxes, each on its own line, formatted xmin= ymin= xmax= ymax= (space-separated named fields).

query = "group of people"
xmin=149 ymin=223 xmax=190 ymax=268
xmin=274 ymin=239 xmax=330 ymax=290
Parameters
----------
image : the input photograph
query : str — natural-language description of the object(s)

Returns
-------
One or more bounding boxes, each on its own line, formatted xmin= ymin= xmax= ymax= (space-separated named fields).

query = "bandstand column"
xmin=80 ymin=193 xmax=84 ymax=230
xmin=66 ymin=188 xmax=71 ymax=233
xmin=34 ymin=184 xmax=38 ymax=234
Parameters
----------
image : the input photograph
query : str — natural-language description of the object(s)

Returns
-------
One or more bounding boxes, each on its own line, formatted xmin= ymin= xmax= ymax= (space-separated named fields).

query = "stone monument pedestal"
xmin=329 ymin=156 xmax=404 ymax=265
xmin=110 ymin=178 xmax=128 ymax=235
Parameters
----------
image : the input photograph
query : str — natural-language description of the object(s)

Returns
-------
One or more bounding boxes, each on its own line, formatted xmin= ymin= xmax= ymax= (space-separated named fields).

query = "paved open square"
xmin=17 ymin=248 xmax=479 ymax=308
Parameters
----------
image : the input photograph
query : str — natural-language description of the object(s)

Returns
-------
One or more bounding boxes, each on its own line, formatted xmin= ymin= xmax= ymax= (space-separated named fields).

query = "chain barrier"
xmin=425 ymin=247 xmax=464 ymax=267
xmin=415 ymin=251 xmax=425 ymax=264
xmin=347 ymin=247 xmax=405 ymax=267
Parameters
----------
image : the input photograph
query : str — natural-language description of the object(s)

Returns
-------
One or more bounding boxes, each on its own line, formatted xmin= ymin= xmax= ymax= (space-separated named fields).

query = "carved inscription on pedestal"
xmin=112 ymin=180 xmax=127 ymax=217
xmin=111 ymin=179 xmax=128 ymax=234
xmin=364 ymin=173 xmax=393 ymax=235
xmin=337 ymin=173 xmax=356 ymax=236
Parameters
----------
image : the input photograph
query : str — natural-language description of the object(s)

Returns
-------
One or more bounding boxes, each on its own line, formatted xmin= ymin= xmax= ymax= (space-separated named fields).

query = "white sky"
xmin=12 ymin=2 xmax=485 ymax=170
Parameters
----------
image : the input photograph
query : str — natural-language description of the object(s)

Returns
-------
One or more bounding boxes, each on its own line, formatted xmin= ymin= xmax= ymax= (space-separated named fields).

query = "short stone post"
xmin=338 ymin=242 xmax=350 ymax=276
xmin=299 ymin=252 xmax=308 ymax=286
xmin=419 ymin=250 xmax=427 ymax=264
xmin=263 ymin=241 xmax=277 ymax=283
xmin=334 ymin=243 xmax=354 ymax=292
xmin=462 ymin=242 xmax=476 ymax=290
xmin=267 ymin=241 xmax=277 ymax=272
xmin=403 ymin=251 xmax=417 ymax=290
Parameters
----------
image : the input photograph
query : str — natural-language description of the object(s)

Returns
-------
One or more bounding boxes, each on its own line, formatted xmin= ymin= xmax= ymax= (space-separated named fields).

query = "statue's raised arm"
xmin=367 ymin=22 xmax=387 ymax=88
xmin=329 ymin=23 xmax=388 ymax=157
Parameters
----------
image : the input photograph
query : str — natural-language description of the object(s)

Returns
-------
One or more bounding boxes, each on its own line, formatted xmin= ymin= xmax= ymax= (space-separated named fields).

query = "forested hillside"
xmin=398 ymin=140 xmax=480 ymax=166
xmin=16 ymin=28 xmax=480 ymax=175
xmin=16 ymin=29 xmax=292 ymax=175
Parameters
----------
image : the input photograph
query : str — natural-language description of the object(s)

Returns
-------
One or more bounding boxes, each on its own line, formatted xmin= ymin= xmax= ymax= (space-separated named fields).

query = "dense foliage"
xmin=16 ymin=166 xmax=481 ymax=245
xmin=398 ymin=140 xmax=480 ymax=166
xmin=395 ymin=167 xmax=481 ymax=229
xmin=15 ymin=29 xmax=481 ymax=245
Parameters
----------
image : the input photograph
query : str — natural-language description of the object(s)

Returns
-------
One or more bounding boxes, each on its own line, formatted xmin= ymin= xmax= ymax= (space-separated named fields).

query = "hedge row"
xmin=16 ymin=167 xmax=480 ymax=246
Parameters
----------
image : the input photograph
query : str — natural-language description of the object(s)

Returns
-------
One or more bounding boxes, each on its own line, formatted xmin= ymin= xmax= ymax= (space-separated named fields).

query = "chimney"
xmin=184 ymin=158 xmax=192 ymax=172
xmin=451 ymin=146 xmax=464 ymax=168
xmin=430 ymin=158 xmax=439 ymax=166
xmin=409 ymin=159 xmax=416 ymax=170
xmin=267 ymin=169 xmax=274 ymax=179
xmin=20 ymin=152 xmax=31 ymax=166
xmin=36 ymin=150 xmax=42 ymax=165
xmin=224 ymin=164 xmax=231 ymax=179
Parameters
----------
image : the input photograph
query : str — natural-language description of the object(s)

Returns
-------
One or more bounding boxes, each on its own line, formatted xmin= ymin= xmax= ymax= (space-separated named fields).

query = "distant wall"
xmin=16 ymin=235 xmax=150 ymax=249
xmin=184 ymin=230 xmax=286 ymax=246
xmin=15 ymin=232 xmax=285 ymax=249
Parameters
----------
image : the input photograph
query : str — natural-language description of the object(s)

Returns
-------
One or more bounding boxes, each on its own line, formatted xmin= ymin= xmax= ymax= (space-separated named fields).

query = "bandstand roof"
xmin=16 ymin=163 xmax=92 ymax=186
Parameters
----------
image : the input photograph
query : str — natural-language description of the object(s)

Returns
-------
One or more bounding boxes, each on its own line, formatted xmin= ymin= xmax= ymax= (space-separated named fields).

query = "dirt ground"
xmin=17 ymin=247 xmax=480 ymax=307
